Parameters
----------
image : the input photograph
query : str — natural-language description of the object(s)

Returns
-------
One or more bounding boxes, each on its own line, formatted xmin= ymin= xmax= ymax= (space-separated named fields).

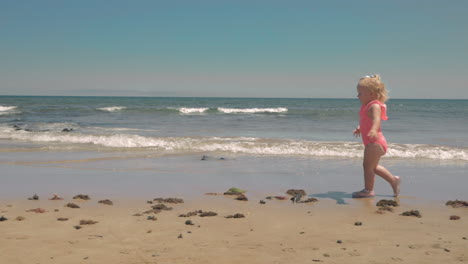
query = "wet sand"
xmin=1 ymin=194 xmax=467 ymax=264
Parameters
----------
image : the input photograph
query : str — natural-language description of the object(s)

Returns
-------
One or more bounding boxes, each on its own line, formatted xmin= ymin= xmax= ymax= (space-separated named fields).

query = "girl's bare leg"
xmin=375 ymin=165 xmax=401 ymax=196
xmin=362 ymin=143 xmax=384 ymax=192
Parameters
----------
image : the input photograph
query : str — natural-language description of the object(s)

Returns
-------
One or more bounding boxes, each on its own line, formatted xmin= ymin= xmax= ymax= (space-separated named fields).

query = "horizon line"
xmin=1 ymin=94 xmax=467 ymax=100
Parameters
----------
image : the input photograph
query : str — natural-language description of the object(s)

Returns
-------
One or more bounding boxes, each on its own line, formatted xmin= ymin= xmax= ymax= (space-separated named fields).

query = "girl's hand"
xmin=367 ymin=130 xmax=378 ymax=139
xmin=353 ymin=126 xmax=361 ymax=137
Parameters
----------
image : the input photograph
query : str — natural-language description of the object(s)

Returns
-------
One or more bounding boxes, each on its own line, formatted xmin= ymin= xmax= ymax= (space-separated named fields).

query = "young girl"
xmin=352 ymin=74 xmax=400 ymax=198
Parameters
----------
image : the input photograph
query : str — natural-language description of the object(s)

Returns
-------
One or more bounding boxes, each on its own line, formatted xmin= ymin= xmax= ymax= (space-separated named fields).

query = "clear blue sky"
xmin=1 ymin=0 xmax=467 ymax=98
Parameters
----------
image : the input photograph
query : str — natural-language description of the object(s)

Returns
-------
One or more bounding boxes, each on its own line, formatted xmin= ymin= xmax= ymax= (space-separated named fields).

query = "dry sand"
xmin=1 ymin=194 xmax=467 ymax=264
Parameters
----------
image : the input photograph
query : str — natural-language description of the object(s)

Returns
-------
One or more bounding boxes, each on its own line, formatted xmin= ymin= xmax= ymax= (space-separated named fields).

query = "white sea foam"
xmin=217 ymin=107 xmax=288 ymax=114
xmin=0 ymin=106 xmax=19 ymax=115
xmin=97 ymin=106 xmax=127 ymax=112
xmin=1 ymin=130 xmax=467 ymax=161
xmin=0 ymin=106 xmax=17 ymax=111
xmin=103 ymin=127 xmax=159 ymax=132
xmin=178 ymin=108 xmax=209 ymax=114
xmin=387 ymin=144 xmax=468 ymax=160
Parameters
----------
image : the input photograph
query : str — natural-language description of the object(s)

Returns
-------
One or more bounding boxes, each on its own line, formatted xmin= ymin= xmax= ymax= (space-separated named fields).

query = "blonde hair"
xmin=358 ymin=74 xmax=389 ymax=102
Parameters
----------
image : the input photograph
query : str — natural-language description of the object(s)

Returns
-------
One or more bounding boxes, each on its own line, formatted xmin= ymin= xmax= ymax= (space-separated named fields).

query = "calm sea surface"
xmin=0 ymin=96 xmax=467 ymax=161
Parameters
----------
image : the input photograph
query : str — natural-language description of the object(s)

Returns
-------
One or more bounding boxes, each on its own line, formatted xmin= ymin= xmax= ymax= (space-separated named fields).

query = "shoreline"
xmin=1 ymin=150 xmax=467 ymax=203
xmin=1 ymin=193 xmax=467 ymax=264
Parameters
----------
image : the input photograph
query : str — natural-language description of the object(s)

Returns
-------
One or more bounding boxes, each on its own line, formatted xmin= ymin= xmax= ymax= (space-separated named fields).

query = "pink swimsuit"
xmin=359 ymin=100 xmax=388 ymax=153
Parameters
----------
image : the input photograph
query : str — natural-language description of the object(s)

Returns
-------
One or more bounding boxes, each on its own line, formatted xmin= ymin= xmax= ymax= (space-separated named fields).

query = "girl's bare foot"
xmin=352 ymin=189 xmax=375 ymax=198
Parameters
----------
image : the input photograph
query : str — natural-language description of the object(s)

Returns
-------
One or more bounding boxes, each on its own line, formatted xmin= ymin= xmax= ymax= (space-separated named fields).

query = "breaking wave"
xmin=97 ymin=106 xmax=127 ymax=112
xmin=0 ymin=106 xmax=19 ymax=115
xmin=0 ymin=129 xmax=466 ymax=161
xmin=178 ymin=108 xmax=210 ymax=114
xmin=217 ymin=107 xmax=288 ymax=114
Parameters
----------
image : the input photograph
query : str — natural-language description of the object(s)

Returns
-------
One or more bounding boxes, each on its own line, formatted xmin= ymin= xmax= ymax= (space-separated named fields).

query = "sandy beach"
xmin=1 ymin=191 xmax=467 ymax=264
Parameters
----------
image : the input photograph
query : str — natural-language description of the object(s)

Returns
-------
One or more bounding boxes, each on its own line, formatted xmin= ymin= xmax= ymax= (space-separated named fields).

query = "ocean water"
xmin=1 ymin=96 xmax=467 ymax=160
xmin=1 ymin=96 xmax=467 ymax=201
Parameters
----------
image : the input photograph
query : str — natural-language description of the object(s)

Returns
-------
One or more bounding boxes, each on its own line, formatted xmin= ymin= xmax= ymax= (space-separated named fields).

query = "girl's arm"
xmin=367 ymin=104 xmax=381 ymax=139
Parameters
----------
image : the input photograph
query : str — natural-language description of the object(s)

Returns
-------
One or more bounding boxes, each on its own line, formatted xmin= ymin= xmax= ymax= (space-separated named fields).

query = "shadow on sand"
xmin=310 ymin=191 xmax=396 ymax=205
xmin=309 ymin=191 xmax=352 ymax=205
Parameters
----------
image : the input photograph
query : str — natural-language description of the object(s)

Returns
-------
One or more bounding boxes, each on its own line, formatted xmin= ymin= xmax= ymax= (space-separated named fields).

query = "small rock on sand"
xmin=98 ymin=199 xmax=113 ymax=205
xmin=446 ymin=200 xmax=468 ymax=208
xmin=377 ymin=206 xmax=394 ymax=213
xmin=376 ymin=199 xmax=399 ymax=207
xmin=73 ymin=194 xmax=90 ymax=200
xmin=449 ymin=215 xmax=460 ymax=220
xmin=49 ymin=194 xmax=63 ymax=200
xmin=27 ymin=194 xmax=39 ymax=200
xmin=224 ymin=187 xmax=246 ymax=195
xmin=400 ymin=210 xmax=422 ymax=218
xmin=199 ymin=211 xmax=217 ymax=217
xmin=286 ymin=189 xmax=306 ymax=196
xmin=26 ymin=208 xmax=46 ymax=213
xmin=16 ymin=216 xmax=25 ymax=221
xmin=179 ymin=211 xmax=199 ymax=217
xmin=225 ymin=213 xmax=245 ymax=219
xmin=153 ymin=198 xmax=184 ymax=204
xmin=235 ymin=194 xmax=248 ymax=201
xmin=57 ymin=218 xmax=69 ymax=221
xmin=79 ymin=220 xmax=98 ymax=225
xmin=0 ymin=216 xmax=8 ymax=221
xmin=152 ymin=204 xmax=173 ymax=211
xmin=65 ymin=203 xmax=80 ymax=209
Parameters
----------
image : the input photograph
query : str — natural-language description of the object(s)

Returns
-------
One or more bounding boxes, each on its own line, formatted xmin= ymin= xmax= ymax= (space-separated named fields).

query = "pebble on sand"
xmin=79 ymin=220 xmax=98 ymax=225
xmin=73 ymin=194 xmax=90 ymax=200
xmin=65 ymin=203 xmax=80 ymax=209
xmin=153 ymin=198 xmax=184 ymax=204
xmin=449 ymin=215 xmax=460 ymax=220
xmin=152 ymin=204 xmax=173 ymax=211
xmin=199 ymin=211 xmax=218 ymax=217
xmin=179 ymin=211 xmax=199 ymax=217
xmin=235 ymin=194 xmax=248 ymax=201
xmin=225 ymin=213 xmax=245 ymax=219
xmin=400 ymin=210 xmax=422 ymax=218
xmin=98 ymin=199 xmax=113 ymax=206
xmin=26 ymin=208 xmax=47 ymax=213
xmin=286 ymin=189 xmax=307 ymax=196
xmin=147 ymin=216 xmax=157 ymax=221
xmin=376 ymin=199 xmax=399 ymax=207
xmin=223 ymin=187 xmax=246 ymax=195
xmin=49 ymin=194 xmax=63 ymax=200
xmin=27 ymin=194 xmax=39 ymax=200
xmin=446 ymin=200 xmax=468 ymax=208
